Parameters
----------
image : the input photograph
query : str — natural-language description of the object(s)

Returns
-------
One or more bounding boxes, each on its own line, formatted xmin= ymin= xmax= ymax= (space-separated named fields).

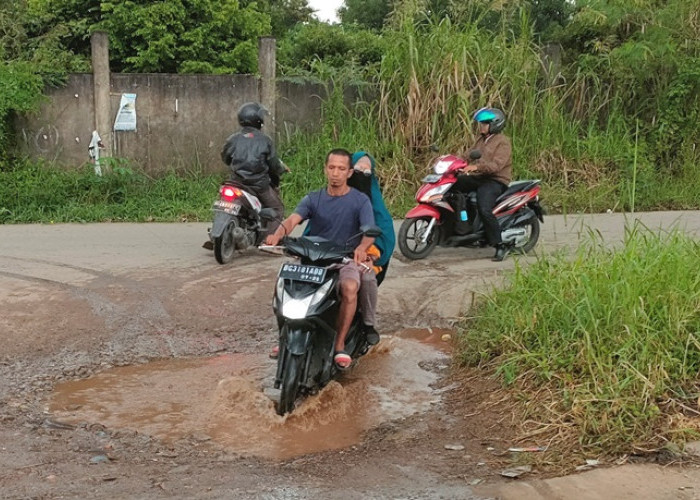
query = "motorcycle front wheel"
xmin=513 ymin=216 xmax=540 ymax=254
xmin=398 ymin=217 xmax=440 ymax=260
xmin=214 ymin=219 xmax=238 ymax=264
xmin=276 ymin=352 xmax=304 ymax=416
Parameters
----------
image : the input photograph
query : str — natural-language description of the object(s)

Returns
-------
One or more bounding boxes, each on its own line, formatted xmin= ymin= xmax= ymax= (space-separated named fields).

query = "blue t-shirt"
xmin=295 ymin=188 xmax=375 ymax=248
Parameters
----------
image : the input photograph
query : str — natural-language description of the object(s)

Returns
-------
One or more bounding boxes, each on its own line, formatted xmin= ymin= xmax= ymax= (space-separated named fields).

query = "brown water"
xmin=50 ymin=329 xmax=453 ymax=460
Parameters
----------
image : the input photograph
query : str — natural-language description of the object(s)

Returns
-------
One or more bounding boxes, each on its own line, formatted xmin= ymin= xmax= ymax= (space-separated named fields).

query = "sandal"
xmin=333 ymin=351 xmax=352 ymax=370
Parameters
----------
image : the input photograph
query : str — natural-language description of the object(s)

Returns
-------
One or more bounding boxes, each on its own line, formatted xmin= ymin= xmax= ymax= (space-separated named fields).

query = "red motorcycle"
xmin=398 ymin=153 xmax=544 ymax=260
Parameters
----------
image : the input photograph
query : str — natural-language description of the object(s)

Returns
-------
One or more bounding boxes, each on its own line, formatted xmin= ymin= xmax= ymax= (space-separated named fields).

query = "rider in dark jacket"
xmin=221 ymin=102 xmax=288 ymax=227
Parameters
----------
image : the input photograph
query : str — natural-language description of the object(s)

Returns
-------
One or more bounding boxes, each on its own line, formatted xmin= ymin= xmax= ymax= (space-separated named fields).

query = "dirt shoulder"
xmin=1 ymin=212 xmax=700 ymax=499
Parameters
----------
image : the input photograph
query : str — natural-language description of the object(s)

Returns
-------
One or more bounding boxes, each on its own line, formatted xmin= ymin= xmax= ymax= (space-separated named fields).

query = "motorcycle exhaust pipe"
xmin=232 ymin=227 xmax=248 ymax=249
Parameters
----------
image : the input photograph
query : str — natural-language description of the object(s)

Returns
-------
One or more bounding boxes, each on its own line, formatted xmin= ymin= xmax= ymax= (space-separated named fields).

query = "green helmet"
xmin=473 ymin=107 xmax=506 ymax=134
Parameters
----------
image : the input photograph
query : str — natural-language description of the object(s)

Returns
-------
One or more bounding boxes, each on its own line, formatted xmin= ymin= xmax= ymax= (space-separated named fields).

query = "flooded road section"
xmin=50 ymin=329 xmax=453 ymax=460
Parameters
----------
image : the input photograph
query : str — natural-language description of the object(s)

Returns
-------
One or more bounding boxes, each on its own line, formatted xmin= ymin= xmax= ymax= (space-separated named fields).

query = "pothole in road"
xmin=49 ymin=328 xmax=454 ymax=460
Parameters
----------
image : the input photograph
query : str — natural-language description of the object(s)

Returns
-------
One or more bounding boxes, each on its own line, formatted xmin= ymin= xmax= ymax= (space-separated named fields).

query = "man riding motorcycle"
xmin=265 ymin=148 xmax=378 ymax=370
xmin=452 ymin=107 xmax=513 ymax=261
xmin=221 ymin=102 xmax=288 ymax=233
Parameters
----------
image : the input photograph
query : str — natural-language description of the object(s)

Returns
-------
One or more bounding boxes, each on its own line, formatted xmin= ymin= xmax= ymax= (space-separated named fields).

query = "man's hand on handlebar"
xmin=460 ymin=165 xmax=478 ymax=175
xmin=353 ymin=247 xmax=368 ymax=267
xmin=265 ymin=232 xmax=282 ymax=246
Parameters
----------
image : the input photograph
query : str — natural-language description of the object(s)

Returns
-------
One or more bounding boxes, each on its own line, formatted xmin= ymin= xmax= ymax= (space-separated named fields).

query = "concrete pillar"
xmin=91 ymin=31 xmax=112 ymax=156
xmin=541 ymin=43 xmax=563 ymax=85
xmin=258 ymin=37 xmax=276 ymax=138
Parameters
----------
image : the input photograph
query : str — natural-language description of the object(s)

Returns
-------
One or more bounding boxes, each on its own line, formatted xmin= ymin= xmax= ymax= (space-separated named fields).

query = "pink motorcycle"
xmin=398 ymin=153 xmax=545 ymax=260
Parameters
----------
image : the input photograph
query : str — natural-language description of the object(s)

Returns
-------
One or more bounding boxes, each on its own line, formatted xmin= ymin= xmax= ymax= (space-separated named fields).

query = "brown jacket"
xmin=469 ymin=133 xmax=512 ymax=187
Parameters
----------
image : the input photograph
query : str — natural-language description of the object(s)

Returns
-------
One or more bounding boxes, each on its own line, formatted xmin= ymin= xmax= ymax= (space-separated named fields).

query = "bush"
xmin=0 ymin=159 xmax=219 ymax=223
xmin=458 ymin=223 xmax=700 ymax=456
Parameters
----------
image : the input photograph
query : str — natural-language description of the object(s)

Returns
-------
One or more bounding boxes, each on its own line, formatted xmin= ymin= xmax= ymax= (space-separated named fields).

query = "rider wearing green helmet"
xmin=454 ymin=107 xmax=513 ymax=261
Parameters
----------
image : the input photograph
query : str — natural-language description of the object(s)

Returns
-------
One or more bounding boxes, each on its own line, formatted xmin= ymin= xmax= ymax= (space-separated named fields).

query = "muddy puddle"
xmin=50 ymin=328 xmax=454 ymax=460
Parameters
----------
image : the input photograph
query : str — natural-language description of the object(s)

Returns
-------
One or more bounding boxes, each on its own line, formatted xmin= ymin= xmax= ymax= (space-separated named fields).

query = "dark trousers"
xmin=452 ymin=175 xmax=507 ymax=247
xmin=252 ymin=185 xmax=284 ymax=235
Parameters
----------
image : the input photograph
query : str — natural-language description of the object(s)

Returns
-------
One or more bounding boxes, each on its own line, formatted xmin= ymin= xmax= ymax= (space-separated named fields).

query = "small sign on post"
xmin=88 ymin=130 xmax=104 ymax=176
xmin=114 ymin=93 xmax=137 ymax=131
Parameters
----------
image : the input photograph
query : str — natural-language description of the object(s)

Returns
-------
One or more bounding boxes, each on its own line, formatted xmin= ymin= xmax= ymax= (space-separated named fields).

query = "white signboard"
xmin=114 ymin=93 xmax=137 ymax=131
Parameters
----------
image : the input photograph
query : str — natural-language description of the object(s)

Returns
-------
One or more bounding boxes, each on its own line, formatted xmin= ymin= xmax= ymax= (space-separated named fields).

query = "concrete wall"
xmin=14 ymin=73 xmax=333 ymax=174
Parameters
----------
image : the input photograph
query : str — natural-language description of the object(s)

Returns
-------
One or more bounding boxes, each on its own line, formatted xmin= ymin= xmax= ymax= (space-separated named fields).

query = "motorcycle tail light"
xmin=220 ymin=186 xmax=242 ymax=202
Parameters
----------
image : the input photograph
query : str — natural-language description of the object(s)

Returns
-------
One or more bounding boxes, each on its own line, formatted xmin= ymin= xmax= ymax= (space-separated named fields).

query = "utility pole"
xmin=258 ymin=37 xmax=276 ymax=138
xmin=91 ymin=31 xmax=112 ymax=158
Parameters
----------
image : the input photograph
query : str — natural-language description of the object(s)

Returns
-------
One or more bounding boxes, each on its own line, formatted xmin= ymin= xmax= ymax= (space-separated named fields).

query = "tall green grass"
xmin=278 ymin=12 xmax=700 ymax=215
xmin=277 ymin=77 xmax=415 ymax=215
xmin=0 ymin=159 xmax=219 ymax=223
xmin=458 ymin=223 xmax=700 ymax=454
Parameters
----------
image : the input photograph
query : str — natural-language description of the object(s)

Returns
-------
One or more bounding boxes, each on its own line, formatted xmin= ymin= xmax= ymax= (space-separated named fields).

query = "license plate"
xmin=279 ymin=263 xmax=326 ymax=284
xmin=422 ymin=174 xmax=441 ymax=183
xmin=213 ymin=201 xmax=240 ymax=215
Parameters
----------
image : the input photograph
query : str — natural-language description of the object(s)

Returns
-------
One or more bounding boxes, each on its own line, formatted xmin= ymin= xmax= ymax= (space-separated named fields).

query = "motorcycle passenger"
xmin=348 ymin=151 xmax=396 ymax=285
xmin=347 ymin=151 xmax=395 ymax=345
xmin=265 ymin=148 xmax=377 ymax=370
xmin=221 ymin=102 xmax=288 ymax=234
xmin=453 ymin=107 xmax=513 ymax=262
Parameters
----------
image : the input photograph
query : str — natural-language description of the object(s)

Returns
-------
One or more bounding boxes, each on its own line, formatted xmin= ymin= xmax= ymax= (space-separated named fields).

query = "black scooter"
xmin=265 ymin=226 xmax=382 ymax=415
xmin=205 ymin=181 xmax=276 ymax=264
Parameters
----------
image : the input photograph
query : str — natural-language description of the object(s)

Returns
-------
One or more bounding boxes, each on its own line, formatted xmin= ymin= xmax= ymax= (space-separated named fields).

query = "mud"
xmin=50 ymin=332 xmax=450 ymax=460
xmin=2 ymin=213 xmax=700 ymax=499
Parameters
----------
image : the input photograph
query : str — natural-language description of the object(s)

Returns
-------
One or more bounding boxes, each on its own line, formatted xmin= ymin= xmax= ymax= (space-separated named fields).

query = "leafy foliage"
xmin=0 ymin=62 xmax=44 ymax=160
xmin=0 ymin=158 xmax=218 ymax=222
xmin=102 ymin=0 xmax=269 ymax=73
xmin=458 ymin=224 xmax=700 ymax=455
xmin=338 ymin=0 xmax=392 ymax=30
xmin=240 ymin=0 xmax=314 ymax=38
xmin=25 ymin=0 xmax=295 ymax=73
xmin=278 ymin=22 xmax=385 ymax=74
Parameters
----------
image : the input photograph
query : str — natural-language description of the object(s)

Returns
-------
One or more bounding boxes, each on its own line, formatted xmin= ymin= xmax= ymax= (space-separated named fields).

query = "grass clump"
xmin=0 ymin=159 xmax=220 ymax=223
xmin=458 ymin=223 xmax=700 ymax=457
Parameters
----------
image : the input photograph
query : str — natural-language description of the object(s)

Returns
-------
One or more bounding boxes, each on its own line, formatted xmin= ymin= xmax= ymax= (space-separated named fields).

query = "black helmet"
xmin=473 ymin=107 xmax=506 ymax=134
xmin=237 ymin=102 xmax=267 ymax=129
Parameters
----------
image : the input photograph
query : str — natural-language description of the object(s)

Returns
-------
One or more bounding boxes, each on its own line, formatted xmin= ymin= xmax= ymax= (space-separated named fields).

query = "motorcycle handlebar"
xmin=258 ymin=245 xmax=285 ymax=255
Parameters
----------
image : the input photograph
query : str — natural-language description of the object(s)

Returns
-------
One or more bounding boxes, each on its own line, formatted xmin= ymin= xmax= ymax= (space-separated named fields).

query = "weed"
xmin=457 ymin=223 xmax=700 ymax=456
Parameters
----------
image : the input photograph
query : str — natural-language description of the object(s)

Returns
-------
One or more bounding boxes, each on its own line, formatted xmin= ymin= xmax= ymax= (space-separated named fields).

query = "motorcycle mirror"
xmin=345 ymin=225 xmax=382 ymax=246
xmin=468 ymin=150 xmax=482 ymax=160
xmin=429 ymin=144 xmax=440 ymax=153
xmin=360 ymin=225 xmax=382 ymax=238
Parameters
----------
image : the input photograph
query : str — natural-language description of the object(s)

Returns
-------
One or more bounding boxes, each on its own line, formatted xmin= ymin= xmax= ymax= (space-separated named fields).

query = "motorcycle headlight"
xmin=280 ymin=279 xmax=334 ymax=320
xmin=418 ymin=183 xmax=451 ymax=203
xmin=281 ymin=294 xmax=314 ymax=320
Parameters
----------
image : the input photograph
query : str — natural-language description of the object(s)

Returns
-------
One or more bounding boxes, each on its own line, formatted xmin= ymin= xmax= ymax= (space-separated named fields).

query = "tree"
xmin=526 ymin=0 xmax=572 ymax=40
xmin=25 ymin=0 xmax=273 ymax=73
xmin=339 ymin=0 xmax=392 ymax=30
xmin=278 ymin=22 xmax=384 ymax=74
xmin=0 ymin=1 xmax=45 ymax=159
xmin=240 ymin=0 xmax=314 ymax=38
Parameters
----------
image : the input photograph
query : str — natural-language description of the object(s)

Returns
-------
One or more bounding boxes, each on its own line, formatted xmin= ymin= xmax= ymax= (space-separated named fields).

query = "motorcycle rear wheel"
xmin=277 ymin=352 xmax=304 ymax=416
xmin=513 ymin=217 xmax=540 ymax=254
xmin=214 ymin=220 xmax=237 ymax=264
xmin=398 ymin=217 xmax=439 ymax=260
